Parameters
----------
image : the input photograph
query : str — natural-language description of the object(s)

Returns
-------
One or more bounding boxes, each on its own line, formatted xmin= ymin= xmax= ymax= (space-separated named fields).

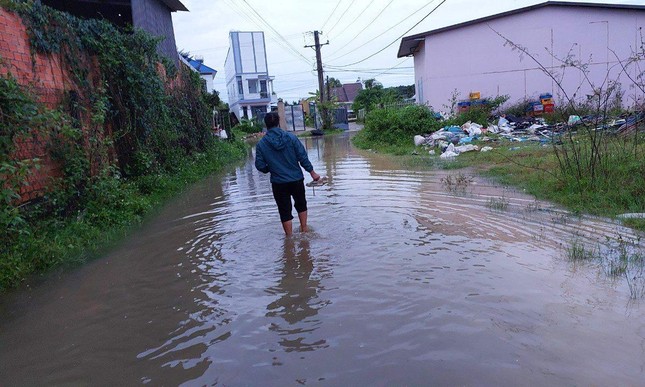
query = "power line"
xmin=373 ymin=58 xmax=413 ymax=78
xmin=187 ymin=33 xmax=305 ymax=54
xmin=238 ymin=0 xmax=313 ymax=66
xmin=320 ymin=0 xmax=342 ymax=31
xmin=332 ymin=0 xmax=447 ymax=68
xmin=327 ymin=0 xmax=437 ymax=63
xmin=225 ymin=0 xmax=312 ymax=66
xmin=325 ymin=0 xmax=357 ymax=36
xmin=326 ymin=0 xmax=394 ymax=58
xmin=329 ymin=0 xmax=373 ymax=42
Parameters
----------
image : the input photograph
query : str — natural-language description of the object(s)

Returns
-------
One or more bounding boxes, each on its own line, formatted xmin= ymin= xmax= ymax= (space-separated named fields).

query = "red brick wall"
xmin=1 ymin=8 xmax=83 ymax=202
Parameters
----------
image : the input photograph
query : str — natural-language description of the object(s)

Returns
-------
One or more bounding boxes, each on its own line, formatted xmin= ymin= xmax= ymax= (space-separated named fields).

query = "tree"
xmin=363 ymin=78 xmax=382 ymax=90
xmin=325 ymin=77 xmax=342 ymax=88
xmin=352 ymin=79 xmax=405 ymax=113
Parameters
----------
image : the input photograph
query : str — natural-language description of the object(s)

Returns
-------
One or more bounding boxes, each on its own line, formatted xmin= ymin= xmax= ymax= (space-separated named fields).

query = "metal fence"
xmin=381 ymin=101 xmax=417 ymax=110
xmin=285 ymin=104 xmax=305 ymax=131
xmin=308 ymin=103 xmax=349 ymax=130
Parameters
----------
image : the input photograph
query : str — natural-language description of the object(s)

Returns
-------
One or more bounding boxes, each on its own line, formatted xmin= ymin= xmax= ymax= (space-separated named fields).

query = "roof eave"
xmin=160 ymin=0 xmax=188 ymax=12
xmin=397 ymin=1 xmax=645 ymax=56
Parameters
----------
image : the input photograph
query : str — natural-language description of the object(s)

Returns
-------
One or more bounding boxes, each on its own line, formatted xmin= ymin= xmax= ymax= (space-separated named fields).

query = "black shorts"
xmin=271 ymin=179 xmax=307 ymax=223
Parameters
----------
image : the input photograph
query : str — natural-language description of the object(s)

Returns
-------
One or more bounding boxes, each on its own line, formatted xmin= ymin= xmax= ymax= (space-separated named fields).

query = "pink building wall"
xmin=415 ymin=5 xmax=645 ymax=111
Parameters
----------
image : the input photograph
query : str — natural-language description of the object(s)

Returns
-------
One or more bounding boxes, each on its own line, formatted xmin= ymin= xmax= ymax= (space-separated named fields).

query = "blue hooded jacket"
xmin=255 ymin=127 xmax=314 ymax=184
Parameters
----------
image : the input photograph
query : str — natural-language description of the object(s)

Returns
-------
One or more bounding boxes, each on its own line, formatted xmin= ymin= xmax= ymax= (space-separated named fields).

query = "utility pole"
xmin=305 ymin=31 xmax=329 ymax=127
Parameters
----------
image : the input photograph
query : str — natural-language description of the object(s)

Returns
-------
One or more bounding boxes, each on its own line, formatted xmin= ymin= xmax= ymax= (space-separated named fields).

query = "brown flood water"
xmin=1 ymin=132 xmax=644 ymax=386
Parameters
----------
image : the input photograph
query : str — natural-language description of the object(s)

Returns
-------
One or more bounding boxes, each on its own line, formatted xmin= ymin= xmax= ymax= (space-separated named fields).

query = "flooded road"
xmin=1 ymin=133 xmax=644 ymax=385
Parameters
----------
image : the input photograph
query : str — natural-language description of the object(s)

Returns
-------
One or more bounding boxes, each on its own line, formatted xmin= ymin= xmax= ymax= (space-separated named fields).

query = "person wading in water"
xmin=255 ymin=112 xmax=320 ymax=236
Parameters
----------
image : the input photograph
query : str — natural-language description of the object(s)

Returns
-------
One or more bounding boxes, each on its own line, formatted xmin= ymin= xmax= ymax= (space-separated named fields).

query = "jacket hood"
xmin=264 ymin=127 xmax=288 ymax=150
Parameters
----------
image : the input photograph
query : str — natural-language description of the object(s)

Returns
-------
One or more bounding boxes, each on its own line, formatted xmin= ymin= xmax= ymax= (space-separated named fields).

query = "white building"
xmin=225 ymin=31 xmax=277 ymax=120
xmin=179 ymin=53 xmax=217 ymax=94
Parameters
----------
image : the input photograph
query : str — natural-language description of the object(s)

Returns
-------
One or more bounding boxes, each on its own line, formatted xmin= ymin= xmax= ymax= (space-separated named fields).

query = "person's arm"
xmin=294 ymin=137 xmax=320 ymax=180
xmin=255 ymin=145 xmax=270 ymax=173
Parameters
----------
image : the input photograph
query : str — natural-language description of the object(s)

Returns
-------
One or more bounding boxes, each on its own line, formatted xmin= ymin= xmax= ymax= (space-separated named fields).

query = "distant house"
xmin=330 ymin=82 xmax=363 ymax=111
xmin=398 ymin=1 xmax=645 ymax=111
xmin=180 ymin=54 xmax=217 ymax=93
xmin=225 ymin=31 xmax=277 ymax=120
xmin=42 ymin=0 xmax=188 ymax=62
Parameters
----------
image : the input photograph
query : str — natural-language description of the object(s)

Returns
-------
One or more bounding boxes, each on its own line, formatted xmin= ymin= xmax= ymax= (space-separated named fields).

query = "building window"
xmin=237 ymin=76 xmax=243 ymax=95
xmin=260 ymin=80 xmax=267 ymax=98
xmin=248 ymin=79 xmax=258 ymax=94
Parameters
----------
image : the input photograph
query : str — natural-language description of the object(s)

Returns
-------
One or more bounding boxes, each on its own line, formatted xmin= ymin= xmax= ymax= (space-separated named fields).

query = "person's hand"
xmin=310 ymin=171 xmax=320 ymax=181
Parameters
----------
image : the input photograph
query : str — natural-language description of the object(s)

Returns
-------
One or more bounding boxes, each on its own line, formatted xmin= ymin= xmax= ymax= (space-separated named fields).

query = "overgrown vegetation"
xmin=352 ymin=105 xmax=442 ymax=154
xmin=234 ymin=118 xmax=264 ymax=134
xmin=564 ymin=234 xmax=644 ymax=299
xmin=351 ymin=25 xmax=645 ymax=235
xmin=352 ymin=78 xmax=414 ymax=115
xmin=352 ymin=96 xmax=507 ymax=154
xmin=441 ymin=172 xmax=474 ymax=195
xmin=0 ymin=2 xmax=246 ymax=291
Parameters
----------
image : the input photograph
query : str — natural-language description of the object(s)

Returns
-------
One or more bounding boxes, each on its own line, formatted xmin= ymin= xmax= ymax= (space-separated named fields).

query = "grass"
xmin=564 ymin=234 xmax=645 ymax=298
xmin=1 ymin=139 xmax=247 ymax=292
xmin=441 ymin=172 xmax=474 ymax=195
xmin=356 ymin=128 xmax=645 ymax=232
xmin=487 ymin=195 xmax=510 ymax=211
xmin=566 ymin=238 xmax=598 ymax=261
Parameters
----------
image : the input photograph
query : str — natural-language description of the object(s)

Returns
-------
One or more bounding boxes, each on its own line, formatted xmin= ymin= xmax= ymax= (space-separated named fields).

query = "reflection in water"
xmin=266 ymin=236 xmax=328 ymax=352
xmin=1 ymin=133 xmax=644 ymax=385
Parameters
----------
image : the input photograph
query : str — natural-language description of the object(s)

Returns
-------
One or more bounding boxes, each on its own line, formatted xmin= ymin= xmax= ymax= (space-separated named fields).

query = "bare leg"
xmin=282 ymin=220 xmax=293 ymax=236
xmin=298 ymin=210 xmax=308 ymax=232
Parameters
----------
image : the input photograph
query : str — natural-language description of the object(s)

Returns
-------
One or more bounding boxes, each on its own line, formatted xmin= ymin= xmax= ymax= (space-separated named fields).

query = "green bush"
xmin=363 ymin=105 xmax=441 ymax=143
xmin=234 ymin=119 xmax=263 ymax=134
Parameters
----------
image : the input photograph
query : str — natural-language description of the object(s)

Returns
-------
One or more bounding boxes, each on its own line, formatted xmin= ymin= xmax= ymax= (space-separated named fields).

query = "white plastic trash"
xmin=455 ymin=144 xmax=479 ymax=153
xmin=414 ymin=135 xmax=426 ymax=146
xmin=440 ymin=143 xmax=459 ymax=159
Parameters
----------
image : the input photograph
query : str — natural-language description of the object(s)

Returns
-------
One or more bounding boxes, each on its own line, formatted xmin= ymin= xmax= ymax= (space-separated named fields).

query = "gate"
xmin=285 ymin=104 xmax=305 ymax=131
xmin=309 ymin=103 xmax=349 ymax=130
xmin=332 ymin=107 xmax=349 ymax=130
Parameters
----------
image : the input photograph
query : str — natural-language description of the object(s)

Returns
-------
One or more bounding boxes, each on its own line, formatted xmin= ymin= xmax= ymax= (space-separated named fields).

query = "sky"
xmin=172 ymin=0 xmax=641 ymax=104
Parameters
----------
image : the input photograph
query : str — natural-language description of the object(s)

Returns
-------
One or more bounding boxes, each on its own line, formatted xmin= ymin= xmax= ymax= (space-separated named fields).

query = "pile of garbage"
xmin=413 ymin=117 xmax=553 ymax=158
xmin=414 ymin=111 xmax=643 ymax=158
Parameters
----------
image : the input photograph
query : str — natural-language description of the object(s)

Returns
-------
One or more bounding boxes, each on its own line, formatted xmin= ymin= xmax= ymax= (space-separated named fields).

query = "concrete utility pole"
xmin=305 ymin=30 xmax=329 ymax=108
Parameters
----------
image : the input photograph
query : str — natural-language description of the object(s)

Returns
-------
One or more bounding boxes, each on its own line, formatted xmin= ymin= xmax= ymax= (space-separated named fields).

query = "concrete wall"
xmin=415 ymin=6 xmax=645 ymax=111
xmin=131 ymin=0 xmax=178 ymax=62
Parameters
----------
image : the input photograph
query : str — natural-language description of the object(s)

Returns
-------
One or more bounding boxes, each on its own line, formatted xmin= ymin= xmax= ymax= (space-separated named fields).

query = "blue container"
xmin=471 ymin=99 xmax=488 ymax=106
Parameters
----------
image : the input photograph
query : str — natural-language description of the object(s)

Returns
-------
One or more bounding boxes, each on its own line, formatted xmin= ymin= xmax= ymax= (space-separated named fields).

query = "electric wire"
xmin=238 ymin=0 xmax=313 ymax=66
xmin=224 ymin=0 xmax=312 ymax=66
xmin=329 ymin=0 xmax=373 ymax=42
xmin=326 ymin=0 xmax=394 ymax=58
xmin=325 ymin=0 xmax=357 ymax=36
xmin=320 ymin=0 xmax=342 ymax=32
xmin=331 ymin=0 xmax=447 ymax=67
xmin=327 ymin=0 xmax=438 ymax=63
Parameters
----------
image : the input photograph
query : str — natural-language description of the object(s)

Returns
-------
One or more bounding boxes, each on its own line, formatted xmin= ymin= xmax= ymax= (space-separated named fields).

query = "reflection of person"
xmin=267 ymin=238 xmax=317 ymax=324
xmin=255 ymin=112 xmax=320 ymax=236
xmin=266 ymin=237 xmax=327 ymax=352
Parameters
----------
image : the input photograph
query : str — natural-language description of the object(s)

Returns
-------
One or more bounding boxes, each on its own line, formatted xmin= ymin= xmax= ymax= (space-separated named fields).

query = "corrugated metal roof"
xmin=330 ymin=83 xmax=363 ymax=103
xmin=397 ymin=1 xmax=645 ymax=57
